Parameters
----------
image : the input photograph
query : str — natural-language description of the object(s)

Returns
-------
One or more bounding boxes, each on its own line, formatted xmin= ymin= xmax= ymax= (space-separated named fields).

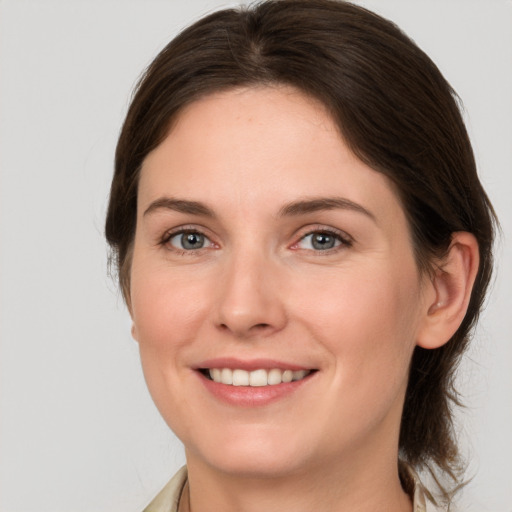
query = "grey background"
xmin=0 ymin=1 xmax=511 ymax=510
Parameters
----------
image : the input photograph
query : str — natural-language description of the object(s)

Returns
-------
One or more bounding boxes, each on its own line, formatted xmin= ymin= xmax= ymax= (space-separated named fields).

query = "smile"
xmin=204 ymin=368 xmax=313 ymax=387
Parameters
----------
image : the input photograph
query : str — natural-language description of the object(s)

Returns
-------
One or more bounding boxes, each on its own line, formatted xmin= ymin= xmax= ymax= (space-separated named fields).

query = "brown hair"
xmin=105 ymin=0 xmax=496 ymax=501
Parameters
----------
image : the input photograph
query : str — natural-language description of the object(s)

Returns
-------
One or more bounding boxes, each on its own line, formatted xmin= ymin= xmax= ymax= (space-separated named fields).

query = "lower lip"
xmin=197 ymin=371 xmax=315 ymax=407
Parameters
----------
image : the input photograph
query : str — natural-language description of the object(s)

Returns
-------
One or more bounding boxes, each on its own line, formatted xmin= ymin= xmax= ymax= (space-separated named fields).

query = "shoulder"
xmin=405 ymin=465 xmax=446 ymax=512
xmin=142 ymin=466 xmax=188 ymax=512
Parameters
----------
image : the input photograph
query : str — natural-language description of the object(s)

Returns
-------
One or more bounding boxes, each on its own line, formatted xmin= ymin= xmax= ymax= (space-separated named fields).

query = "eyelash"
xmin=159 ymin=226 xmax=353 ymax=255
xmin=291 ymin=227 xmax=353 ymax=254
xmin=160 ymin=226 xmax=215 ymax=256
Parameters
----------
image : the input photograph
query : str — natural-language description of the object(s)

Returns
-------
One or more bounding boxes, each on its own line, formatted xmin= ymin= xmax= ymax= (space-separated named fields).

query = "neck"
xmin=184 ymin=448 xmax=412 ymax=512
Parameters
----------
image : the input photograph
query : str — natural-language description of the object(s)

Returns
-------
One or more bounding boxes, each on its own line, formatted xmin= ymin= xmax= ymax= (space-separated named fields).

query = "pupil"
xmin=182 ymin=233 xmax=204 ymax=250
xmin=312 ymin=233 xmax=334 ymax=250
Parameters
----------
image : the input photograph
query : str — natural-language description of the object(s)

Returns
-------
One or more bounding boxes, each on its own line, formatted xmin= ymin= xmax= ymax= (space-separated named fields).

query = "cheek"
xmin=129 ymin=261 xmax=214 ymax=430
xmin=130 ymin=260 xmax=213 ymax=356
xmin=289 ymin=260 xmax=422 ymax=379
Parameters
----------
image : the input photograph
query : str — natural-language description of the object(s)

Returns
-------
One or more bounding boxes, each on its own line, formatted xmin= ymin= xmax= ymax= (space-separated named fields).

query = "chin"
xmin=185 ymin=426 xmax=314 ymax=478
xmin=204 ymin=451 xmax=306 ymax=479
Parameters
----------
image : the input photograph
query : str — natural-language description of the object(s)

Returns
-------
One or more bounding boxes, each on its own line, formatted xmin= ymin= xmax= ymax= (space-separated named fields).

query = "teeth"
xmin=267 ymin=368 xmax=282 ymax=385
xmin=220 ymin=368 xmax=233 ymax=385
xmin=232 ymin=369 xmax=249 ymax=386
xmin=249 ymin=369 xmax=268 ymax=387
xmin=292 ymin=370 xmax=308 ymax=381
xmin=282 ymin=370 xmax=293 ymax=383
xmin=207 ymin=368 xmax=311 ymax=387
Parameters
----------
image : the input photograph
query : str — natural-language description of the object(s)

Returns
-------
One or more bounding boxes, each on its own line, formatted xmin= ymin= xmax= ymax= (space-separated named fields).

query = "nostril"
xmin=217 ymin=321 xmax=272 ymax=336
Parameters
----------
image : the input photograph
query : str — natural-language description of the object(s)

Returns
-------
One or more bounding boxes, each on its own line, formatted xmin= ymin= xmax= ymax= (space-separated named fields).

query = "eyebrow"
xmin=278 ymin=197 xmax=376 ymax=221
xmin=143 ymin=196 xmax=375 ymax=222
xmin=143 ymin=197 xmax=215 ymax=218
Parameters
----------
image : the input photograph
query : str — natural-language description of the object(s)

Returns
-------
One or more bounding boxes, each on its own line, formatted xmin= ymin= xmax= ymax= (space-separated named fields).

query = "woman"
xmin=105 ymin=1 xmax=496 ymax=510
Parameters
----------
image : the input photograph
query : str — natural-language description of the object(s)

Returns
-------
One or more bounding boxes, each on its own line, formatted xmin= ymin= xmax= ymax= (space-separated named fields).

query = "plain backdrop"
xmin=0 ymin=1 xmax=511 ymax=511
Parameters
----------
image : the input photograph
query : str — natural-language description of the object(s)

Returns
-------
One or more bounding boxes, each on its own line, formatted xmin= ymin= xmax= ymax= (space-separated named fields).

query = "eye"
xmin=295 ymin=230 xmax=350 ymax=251
xmin=167 ymin=230 xmax=213 ymax=251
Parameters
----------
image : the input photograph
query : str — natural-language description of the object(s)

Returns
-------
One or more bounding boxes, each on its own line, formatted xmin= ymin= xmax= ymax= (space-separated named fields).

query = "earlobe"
xmin=417 ymin=232 xmax=480 ymax=350
xmin=131 ymin=322 xmax=139 ymax=342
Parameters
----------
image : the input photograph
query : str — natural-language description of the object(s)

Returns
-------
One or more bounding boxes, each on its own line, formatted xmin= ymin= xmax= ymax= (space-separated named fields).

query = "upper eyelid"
xmin=161 ymin=224 xmax=213 ymax=242
xmin=169 ymin=231 xmax=213 ymax=250
xmin=287 ymin=227 xmax=354 ymax=254
xmin=161 ymin=227 xmax=216 ymax=254
xmin=157 ymin=223 xmax=353 ymax=248
xmin=293 ymin=225 xmax=353 ymax=242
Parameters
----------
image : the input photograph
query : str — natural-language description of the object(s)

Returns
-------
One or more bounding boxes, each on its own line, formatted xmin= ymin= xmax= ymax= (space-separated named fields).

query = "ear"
xmin=416 ymin=232 xmax=480 ymax=349
xmin=124 ymin=295 xmax=138 ymax=342
xmin=131 ymin=322 xmax=140 ymax=342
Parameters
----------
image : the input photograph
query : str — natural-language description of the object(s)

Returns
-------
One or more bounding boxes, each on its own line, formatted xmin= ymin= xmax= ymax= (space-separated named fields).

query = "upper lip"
xmin=194 ymin=357 xmax=314 ymax=372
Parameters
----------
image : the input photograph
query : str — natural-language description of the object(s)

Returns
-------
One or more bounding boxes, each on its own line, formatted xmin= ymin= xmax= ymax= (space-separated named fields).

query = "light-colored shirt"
xmin=142 ymin=465 xmax=443 ymax=512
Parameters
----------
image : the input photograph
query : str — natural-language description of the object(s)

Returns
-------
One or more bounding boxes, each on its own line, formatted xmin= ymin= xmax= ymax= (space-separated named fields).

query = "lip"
xmin=194 ymin=358 xmax=317 ymax=407
xmin=195 ymin=357 xmax=311 ymax=372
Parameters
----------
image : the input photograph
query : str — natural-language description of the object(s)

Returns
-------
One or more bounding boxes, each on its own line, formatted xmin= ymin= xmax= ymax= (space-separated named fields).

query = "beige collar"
xmin=143 ymin=465 xmax=444 ymax=512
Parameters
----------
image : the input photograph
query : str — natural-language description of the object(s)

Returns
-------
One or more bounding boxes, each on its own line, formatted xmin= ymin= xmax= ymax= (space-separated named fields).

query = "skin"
xmin=129 ymin=86 xmax=479 ymax=512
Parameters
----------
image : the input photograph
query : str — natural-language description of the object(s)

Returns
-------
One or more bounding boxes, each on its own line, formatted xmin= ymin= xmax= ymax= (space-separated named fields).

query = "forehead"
xmin=138 ymin=85 xmax=404 ymax=225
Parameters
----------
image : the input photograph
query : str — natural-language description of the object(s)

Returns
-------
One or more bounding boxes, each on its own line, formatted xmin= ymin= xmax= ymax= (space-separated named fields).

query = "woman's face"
xmin=130 ymin=86 xmax=431 ymax=477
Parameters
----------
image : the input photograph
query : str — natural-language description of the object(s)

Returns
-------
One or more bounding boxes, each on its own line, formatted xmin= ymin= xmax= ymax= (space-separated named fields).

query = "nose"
xmin=213 ymin=249 xmax=287 ymax=339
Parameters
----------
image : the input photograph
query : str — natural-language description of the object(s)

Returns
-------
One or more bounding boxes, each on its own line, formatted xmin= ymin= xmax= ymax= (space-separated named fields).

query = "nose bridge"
xmin=215 ymin=241 xmax=286 ymax=338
